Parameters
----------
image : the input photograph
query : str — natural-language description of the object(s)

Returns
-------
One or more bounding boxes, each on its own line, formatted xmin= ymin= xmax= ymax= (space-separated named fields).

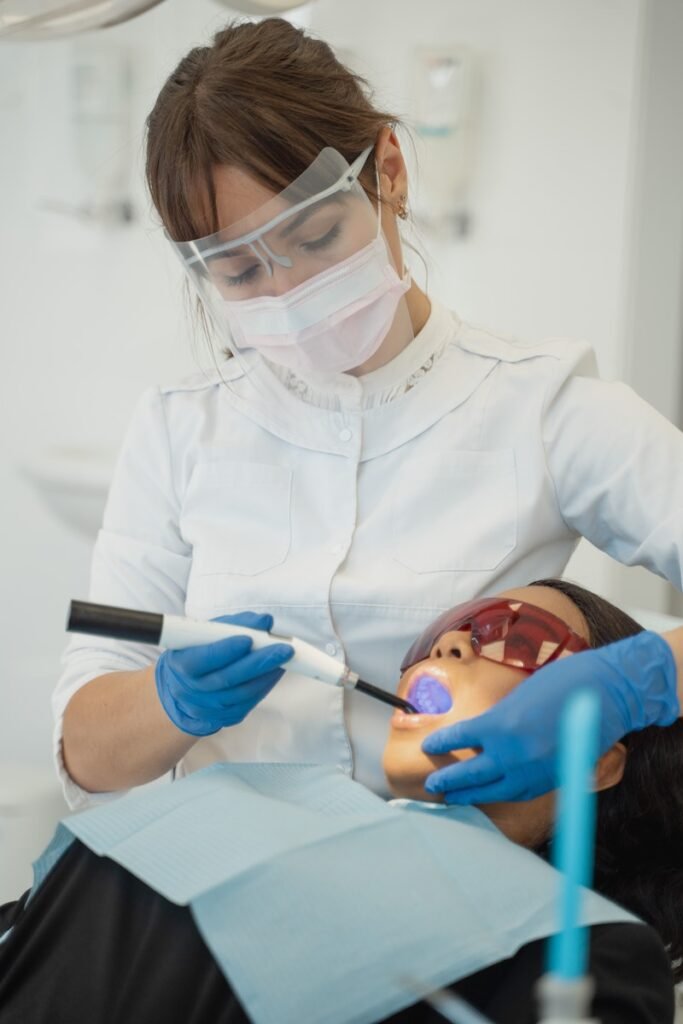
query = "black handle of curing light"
xmin=67 ymin=600 xmax=418 ymax=713
xmin=67 ymin=600 xmax=164 ymax=645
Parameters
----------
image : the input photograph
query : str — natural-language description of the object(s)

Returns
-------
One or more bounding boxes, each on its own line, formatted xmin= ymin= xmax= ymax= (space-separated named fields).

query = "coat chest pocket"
xmin=392 ymin=449 xmax=517 ymax=573
xmin=182 ymin=460 xmax=292 ymax=576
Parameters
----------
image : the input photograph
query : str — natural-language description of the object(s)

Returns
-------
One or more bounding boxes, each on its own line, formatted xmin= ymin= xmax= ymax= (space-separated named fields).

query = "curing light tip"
xmin=355 ymin=679 xmax=418 ymax=714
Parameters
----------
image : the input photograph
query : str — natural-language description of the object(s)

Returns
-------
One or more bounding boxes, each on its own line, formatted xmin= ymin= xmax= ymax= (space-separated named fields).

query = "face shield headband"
xmin=400 ymin=598 xmax=590 ymax=675
xmin=183 ymin=147 xmax=373 ymax=278
xmin=169 ymin=147 xmax=412 ymax=377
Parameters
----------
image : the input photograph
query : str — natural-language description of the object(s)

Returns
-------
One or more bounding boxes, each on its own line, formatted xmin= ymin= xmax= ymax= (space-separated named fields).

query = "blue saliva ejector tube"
xmin=537 ymin=688 xmax=602 ymax=1024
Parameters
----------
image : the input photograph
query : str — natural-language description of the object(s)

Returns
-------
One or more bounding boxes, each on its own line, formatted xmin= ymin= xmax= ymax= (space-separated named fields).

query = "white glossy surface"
xmin=20 ymin=448 xmax=115 ymax=537
xmin=0 ymin=761 xmax=68 ymax=903
xmin=0 ymin=0 xmax=165 ymax=39
xmin=212 ymin=0 xmax=310 ymax=13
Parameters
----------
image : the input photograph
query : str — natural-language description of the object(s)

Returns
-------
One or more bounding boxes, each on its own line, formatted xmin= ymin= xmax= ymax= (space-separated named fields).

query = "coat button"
xmin=325 ymin=642 xmax=338 ymax=656
xmin=339 ymin=428 xmax=352 ymax=441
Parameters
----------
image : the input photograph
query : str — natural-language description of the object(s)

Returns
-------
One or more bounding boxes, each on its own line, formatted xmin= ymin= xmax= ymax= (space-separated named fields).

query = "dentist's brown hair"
xmin=145 ymin=17 xmax=399 ymax=242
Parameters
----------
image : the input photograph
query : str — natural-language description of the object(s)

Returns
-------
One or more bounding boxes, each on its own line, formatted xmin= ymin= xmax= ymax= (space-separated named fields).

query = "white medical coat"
xmin=53 ymin=300 xmax=683 ymax=809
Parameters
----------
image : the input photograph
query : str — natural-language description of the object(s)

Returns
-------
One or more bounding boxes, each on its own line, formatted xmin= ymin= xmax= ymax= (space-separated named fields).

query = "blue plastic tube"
xmin=547 ymin=688 xmax=601 ymax=981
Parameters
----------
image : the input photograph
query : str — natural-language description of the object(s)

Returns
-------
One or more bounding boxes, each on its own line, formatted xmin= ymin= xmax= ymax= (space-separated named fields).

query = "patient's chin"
xmin=385 ymin=770 xmax=445 ymax=803
xmin=382 ymin=745 xmax=459 ymax=802
xmin=382 ymin=737 xmax=556 ymax=843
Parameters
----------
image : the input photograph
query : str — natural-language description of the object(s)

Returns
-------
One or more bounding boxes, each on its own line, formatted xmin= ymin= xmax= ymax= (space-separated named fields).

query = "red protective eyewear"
xmin=400 ymin=597 xmax=589 ymax=674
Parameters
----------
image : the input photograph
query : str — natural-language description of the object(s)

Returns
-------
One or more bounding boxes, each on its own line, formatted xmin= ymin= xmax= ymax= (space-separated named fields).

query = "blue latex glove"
xmin=155 ymin=612 xmax=294 ymax=736
xmin=422 ymin=630 xmax=679 ymax=804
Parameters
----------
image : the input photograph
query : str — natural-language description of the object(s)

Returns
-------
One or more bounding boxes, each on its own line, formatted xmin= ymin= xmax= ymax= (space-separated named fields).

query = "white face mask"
xmin=222 ymin=229 xmax=411 ymax=376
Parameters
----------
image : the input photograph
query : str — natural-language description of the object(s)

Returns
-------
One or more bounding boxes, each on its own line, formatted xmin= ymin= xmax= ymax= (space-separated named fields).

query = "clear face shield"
xmin=170 ymin=147 xmax=413 ymax=380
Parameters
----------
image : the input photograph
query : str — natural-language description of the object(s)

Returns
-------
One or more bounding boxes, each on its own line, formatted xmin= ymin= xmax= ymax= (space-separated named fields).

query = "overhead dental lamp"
xmin=0 ymin=0 xmax=166 ymax=38
xmin=212 ymin=0 xmax=310 ymax=11
xmin=0 ymin=0 xmax=312 ymax=40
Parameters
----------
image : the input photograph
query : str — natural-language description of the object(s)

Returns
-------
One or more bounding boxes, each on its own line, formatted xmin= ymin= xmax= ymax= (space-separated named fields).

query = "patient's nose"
xmin=431 ymin=629 xmax=477 ymax=662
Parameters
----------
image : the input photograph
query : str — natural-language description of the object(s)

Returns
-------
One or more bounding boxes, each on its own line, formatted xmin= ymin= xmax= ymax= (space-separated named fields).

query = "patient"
xmin=0 ymin=579 xmax=679 ymax=1024
xmin=385 ymin=577 xmax=683 ymax=979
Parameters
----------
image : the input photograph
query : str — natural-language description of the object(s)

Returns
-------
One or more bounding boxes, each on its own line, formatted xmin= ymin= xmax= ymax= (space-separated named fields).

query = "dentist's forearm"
xmin=663 ymin=626 xmax=683 ymax=713
xmin=61 ymin=666 xmax=197 ymax=793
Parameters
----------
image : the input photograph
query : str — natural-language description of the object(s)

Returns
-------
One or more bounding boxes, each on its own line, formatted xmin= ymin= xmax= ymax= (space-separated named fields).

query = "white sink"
xmin=21 ymin=447 xmax=117 ymax=538
xmin=0 ymin=761 xmax=69 ymax=904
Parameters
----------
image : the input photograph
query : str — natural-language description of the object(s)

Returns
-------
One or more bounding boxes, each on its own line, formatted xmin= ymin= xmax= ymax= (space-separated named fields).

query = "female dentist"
xmin=56 ymin=17 xmax=683 ymax=811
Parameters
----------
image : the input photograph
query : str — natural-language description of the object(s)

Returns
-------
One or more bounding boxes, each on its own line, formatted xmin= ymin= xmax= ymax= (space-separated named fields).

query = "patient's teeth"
xmin=407 ymin=675 xmax=453 ymax=714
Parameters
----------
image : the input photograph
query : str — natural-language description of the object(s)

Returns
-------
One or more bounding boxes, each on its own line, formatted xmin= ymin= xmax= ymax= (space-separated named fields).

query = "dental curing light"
xmin=537 ymin=688 xmax=601 ymax=1023
xmin=67 ymin=600 xmax=417 ymax=714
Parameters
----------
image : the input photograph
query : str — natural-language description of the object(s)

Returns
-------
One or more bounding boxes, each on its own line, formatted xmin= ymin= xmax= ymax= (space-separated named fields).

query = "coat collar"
xmin=215 ymin=301 xmax=499 ymax=459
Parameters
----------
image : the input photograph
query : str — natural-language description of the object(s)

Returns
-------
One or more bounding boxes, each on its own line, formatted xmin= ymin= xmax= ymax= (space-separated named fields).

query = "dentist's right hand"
xmin=155 ymin=612 xmax=294 ymax=736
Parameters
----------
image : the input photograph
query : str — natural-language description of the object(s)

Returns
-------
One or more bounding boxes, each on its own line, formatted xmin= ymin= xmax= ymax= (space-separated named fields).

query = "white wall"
xmin=618 ymin=0 xmax=683 ymax=618
xmin=312 ymin=0 xmax=641 ymax=369
xmin=0 ymin=0 xmax=226 ymax=769
xmin=1 ymin=0 xmax=681 ymax=774
xmin=311 ymin=0 xmax=683 ymax=618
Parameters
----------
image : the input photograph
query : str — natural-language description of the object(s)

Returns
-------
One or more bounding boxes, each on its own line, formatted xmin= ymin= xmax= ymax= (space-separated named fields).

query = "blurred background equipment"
xmin=0 ymin=0 xmax=166 ymax=39
xmin=212 ymin=0 xmax=310 ymax=12
xmin=411 ymin=46 xmax=477 ymax=238
xmin=0 ymin=0 xmax=311 ymax=39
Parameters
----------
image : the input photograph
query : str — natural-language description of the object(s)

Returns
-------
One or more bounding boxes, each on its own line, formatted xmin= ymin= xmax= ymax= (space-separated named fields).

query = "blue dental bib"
xmin=30 ymin=763 xmax=635 ymax=1024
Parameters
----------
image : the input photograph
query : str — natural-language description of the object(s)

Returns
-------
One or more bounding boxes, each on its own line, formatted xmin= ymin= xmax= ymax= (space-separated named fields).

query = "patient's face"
xmin=382 ymin=585 xmax=590 ymax=846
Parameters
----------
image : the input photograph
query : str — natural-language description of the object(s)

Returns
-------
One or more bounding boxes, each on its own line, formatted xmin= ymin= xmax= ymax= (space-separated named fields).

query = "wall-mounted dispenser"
xmin=36 ymin=42 xmax=135 ymax=227
xmin=71 ymin=43 xmax=134 ymax=224
xmin=411 ymin=46 xmax=478 ymax=238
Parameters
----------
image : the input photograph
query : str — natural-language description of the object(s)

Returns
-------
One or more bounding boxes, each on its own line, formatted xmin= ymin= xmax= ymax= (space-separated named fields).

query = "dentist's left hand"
xmin=420 ymin=630 xmax=679 ymax=804
xmin=155 ymin=612 xmax=294 ymax=736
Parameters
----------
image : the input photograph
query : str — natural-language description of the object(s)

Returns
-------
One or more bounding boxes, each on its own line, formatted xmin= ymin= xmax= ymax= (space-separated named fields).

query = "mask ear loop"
xmin=375 ymin=159 xmax=411 ymax=281
xmin=373 ymin=161 xmax=383 ymax=240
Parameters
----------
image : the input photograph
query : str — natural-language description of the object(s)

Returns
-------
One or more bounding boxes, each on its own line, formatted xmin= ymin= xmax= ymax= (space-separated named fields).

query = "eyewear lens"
xmin=400 ymin=598 xmax=589 ymax=673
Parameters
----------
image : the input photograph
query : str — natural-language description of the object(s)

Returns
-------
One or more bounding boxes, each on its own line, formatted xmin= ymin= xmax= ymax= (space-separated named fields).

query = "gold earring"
xmin=396 ymin=194 xmax=409 ymax=220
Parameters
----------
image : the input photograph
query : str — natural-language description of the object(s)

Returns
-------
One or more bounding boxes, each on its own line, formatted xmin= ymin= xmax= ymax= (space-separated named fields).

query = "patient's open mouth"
xmin=406 ymin=674 xmax=453 ymax=715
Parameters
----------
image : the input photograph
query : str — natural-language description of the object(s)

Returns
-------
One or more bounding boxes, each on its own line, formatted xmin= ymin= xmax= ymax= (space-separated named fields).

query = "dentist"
xmin=56 ymin=17 xmax=683 ymax=810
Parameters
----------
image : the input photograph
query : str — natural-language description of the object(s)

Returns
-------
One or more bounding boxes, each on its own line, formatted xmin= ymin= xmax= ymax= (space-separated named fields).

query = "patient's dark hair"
xmin=531 ymin=578 xmax=683 ymax=981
